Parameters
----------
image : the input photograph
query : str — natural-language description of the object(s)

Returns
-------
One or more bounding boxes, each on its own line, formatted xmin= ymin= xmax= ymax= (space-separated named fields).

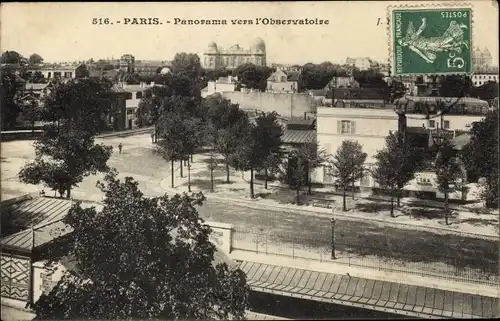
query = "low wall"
xmin=32 ymin=261 xmax=69 ymax=304
xmin=1 ymin=130 xmax=43 ymax=141
xmin=205 ymin=221 xmax=233 ymax=254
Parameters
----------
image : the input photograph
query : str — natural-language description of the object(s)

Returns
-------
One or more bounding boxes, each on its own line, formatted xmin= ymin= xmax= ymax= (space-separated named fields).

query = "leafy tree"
xmin=29 ymin=53 xmax=44 ymax=65
xmin=232 ymin=63 xmax=274 ymax=91
xmin=1 ymin=66 xmax=24 ymax=129
xmin=463 ymin=110 xmax=499 ymax=208
xmin=42 ymin=78 xmax=114 ymax=135
xmin=204 ymin=95 xmax=250 ymax=183
xmin=471 ymin=81 xmax=499 ymax=101
xmin=439 ymin=75 xmax=472 ymax=97
xmin=19 ymin=125 xmax=112 ymax=198
xmin=156 ymin=112 xmax=204 ymax=188
xmin=372 ymin=131 xmax=420 ymax=216
xmin=262 ymin=152 xmax=283 ymax=190
xmin=31 ymin=71 xmax=45 ymax=83
xmin=203 ymin=67 xmax=231 ymax=82
xmin=435 ymin=140 xmax=464 ymax=225
xmin=19 ymin=98 xmax=42 ymax=133
xmin=171 ymin=53 xmax=203 ymax=81
xmin=327 ymin=140 xmax=367 ymax=211
xmin=302 ymin=62 xmax=347 ymax=90
xmin=31 ymin=170 xmax=249 ymax=320
xmin=206 ymin=150 xmax=219 ymax=192
xmin=1 ymin=51 xmax=23 ymax=64
xmin=387 ymin=79 xmax=407 ymax=102
xmin=231 ymin=112 xmax=282 ymax=198
xmin=286 ymin=143 xmax=327 ymax=204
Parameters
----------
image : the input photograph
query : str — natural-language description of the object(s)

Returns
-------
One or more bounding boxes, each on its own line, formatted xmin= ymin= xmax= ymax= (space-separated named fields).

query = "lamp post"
xmin=331 ymin=217 xmax=336 ymax=260
xmin=187 ymin=160 xmax=192 ymax=192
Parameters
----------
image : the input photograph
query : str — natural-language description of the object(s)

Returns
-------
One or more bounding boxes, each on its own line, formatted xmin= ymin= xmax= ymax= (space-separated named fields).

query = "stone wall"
xmin=222 ymin=92 xmax=316 ymax=118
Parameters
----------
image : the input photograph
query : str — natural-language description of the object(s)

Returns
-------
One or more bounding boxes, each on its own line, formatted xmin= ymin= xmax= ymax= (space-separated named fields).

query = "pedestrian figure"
xmin=118 ymin=143 xmax=123 ymax=154
xmin=151 ymin=132 xmax=155 ymax=143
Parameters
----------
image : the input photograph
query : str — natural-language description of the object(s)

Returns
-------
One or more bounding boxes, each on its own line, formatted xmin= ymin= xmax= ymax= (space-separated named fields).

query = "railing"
xmin=231 ymin=228 xmax=499 ymax=286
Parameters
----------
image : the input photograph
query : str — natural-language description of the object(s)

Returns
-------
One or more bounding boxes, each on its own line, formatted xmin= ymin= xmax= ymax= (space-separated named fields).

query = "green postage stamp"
xmin=390 ymin=6 xmax=473 ymax=75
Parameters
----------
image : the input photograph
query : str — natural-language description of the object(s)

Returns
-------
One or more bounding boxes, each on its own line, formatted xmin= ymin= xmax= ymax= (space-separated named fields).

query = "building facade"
xmin=345 ymin=57 xmax=373 ymax=70
xmin=31 ymin=64 xmax=87 ymax=79
xmin=472 ymin=47 xmax=493 ymax=70
xmin=471 ymin=73 xmax=499 ymax=87
xmin=314 ymin=100 xmax=488 ymax=199
xmin=266 ymin=70 xmax=301 ymax=93
xmin=202 ymin=76 xmax=238 ymax=97
xmin=203 ymin=38 xmax=266 ymax=69
xmin=119 ymin=54 xmax=135 ymax=73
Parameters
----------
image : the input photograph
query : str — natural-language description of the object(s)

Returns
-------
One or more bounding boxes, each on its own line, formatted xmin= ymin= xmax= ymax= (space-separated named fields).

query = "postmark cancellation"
xmin=388 ymin=3 xmax=474 ymax=76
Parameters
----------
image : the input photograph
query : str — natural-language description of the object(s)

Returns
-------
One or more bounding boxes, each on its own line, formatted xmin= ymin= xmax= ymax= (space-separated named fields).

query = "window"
xmin=338 ymin=120 xmax=355 ymax=134
xmin=429 ymin=120 xmax=435 ymax=128
xmin=443 ymin=120 xmax=450 ymax=129
xmin=136 ymin=92 xmax=143 ymax=99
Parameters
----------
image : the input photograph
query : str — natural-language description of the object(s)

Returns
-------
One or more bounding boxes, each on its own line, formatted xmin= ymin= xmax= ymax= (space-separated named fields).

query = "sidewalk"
xmin=157 ymin=158 xmax=498 ymax=240
xmin=1 ymin=298 xmax=35 ymax=321
xmin=229 ymin=250 xmax=499 ymax=298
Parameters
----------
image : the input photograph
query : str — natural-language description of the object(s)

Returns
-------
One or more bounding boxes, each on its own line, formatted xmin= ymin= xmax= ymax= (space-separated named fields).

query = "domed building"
xmin=203 ymin=37 xmax=267 ymax=69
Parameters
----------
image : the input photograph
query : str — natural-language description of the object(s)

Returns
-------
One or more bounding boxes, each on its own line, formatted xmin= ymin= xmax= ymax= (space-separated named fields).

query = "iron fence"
xmin=231 ymin=228 xmax=499 ymax=287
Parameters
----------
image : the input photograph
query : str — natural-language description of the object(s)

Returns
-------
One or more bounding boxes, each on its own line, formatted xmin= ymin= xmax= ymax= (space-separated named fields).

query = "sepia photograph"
xmin=1 ymin=1 xmax=499 ymax=320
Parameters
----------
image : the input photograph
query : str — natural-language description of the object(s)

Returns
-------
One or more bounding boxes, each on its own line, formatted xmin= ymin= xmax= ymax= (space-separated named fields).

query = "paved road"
xmin=199 ymin=199 xmax=498 ymax=275
xmin=2 ymin=136 xmax=498 ymax=275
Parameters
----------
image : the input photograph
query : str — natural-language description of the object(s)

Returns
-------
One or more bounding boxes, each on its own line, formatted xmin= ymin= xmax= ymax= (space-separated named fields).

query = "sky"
xmin=1 ymin=1 xmax=498 ymax=66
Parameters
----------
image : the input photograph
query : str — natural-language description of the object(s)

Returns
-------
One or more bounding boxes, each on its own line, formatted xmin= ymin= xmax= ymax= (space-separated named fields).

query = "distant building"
xmin=345 ymin=57 xmax=372 ymax=70
xmin=473 ymin=47 xmax=493 ymax=70
xmin=314 ymin=98 xmax=489 ymax=200
xmin=471 ymin=73 xmax=499 ymax=87
xmin=266 ymin=70 xmax=301 ymax=93
xmin=202 ymin=76 xmax=238 ymax=97
xmin=119 ymin=54 xmax=135 ymax=73
xmin=324 ymin=76 xmax=359 ymax=89
xmin=203 ymin=37 xmax=266 ymax=69
xmin=22 ymin=82 xmax=54 ymax=105
xmin=30 ymin=64 xmax=87 ymax=80
xmin=271 ymin=63 xmax=302 ymax=72
xmin=112 ymin=81 xmax=156 ymax=129
xmin=135 ymin=60 xmax=167 ymax=76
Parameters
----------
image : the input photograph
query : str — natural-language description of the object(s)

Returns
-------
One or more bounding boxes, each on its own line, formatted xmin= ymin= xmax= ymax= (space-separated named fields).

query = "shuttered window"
xmin=338 ymin=120 xmax=356 ymax=134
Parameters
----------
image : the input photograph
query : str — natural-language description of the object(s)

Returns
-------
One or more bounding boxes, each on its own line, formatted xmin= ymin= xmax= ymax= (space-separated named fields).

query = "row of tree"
xmin=1 ymin=50 xmax=43 ymax=65
xmin=13 ymin=53 xmax=250 ymax=319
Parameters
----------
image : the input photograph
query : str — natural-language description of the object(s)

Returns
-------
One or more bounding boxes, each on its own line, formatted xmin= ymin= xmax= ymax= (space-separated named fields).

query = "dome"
xmin=207 ymin=42 xmax=218 ymax=52
xmin=160 ymin=67 xmax=171 ymax=75
xmin=251 ymin=37 xmax=266 ymax=52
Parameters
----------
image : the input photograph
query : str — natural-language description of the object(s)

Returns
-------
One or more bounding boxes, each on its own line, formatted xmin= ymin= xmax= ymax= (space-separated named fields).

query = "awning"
xmin=238 ymin=261 xmax=498 ymax=319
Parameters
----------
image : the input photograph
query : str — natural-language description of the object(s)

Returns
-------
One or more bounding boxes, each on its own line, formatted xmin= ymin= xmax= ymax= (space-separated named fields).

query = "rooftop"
xmin=395 ymin=96 xmax=489 ymax=106
xmin=1 ymin=195 xmax=74 ymax=252
xmin=25 ymin=83 xmax=50 ymax=91
xmin=282 ymin=129 xmax=316 ymax=144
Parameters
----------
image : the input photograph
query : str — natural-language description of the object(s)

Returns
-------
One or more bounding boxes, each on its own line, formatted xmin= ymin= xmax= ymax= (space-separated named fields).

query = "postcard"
xmin=1 ymin=1 xmax=499 ymax=320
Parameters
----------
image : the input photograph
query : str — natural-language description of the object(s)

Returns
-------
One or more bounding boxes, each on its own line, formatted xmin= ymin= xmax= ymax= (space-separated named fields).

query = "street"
xmin=1 ymin=134 xmax=498 ymax=277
